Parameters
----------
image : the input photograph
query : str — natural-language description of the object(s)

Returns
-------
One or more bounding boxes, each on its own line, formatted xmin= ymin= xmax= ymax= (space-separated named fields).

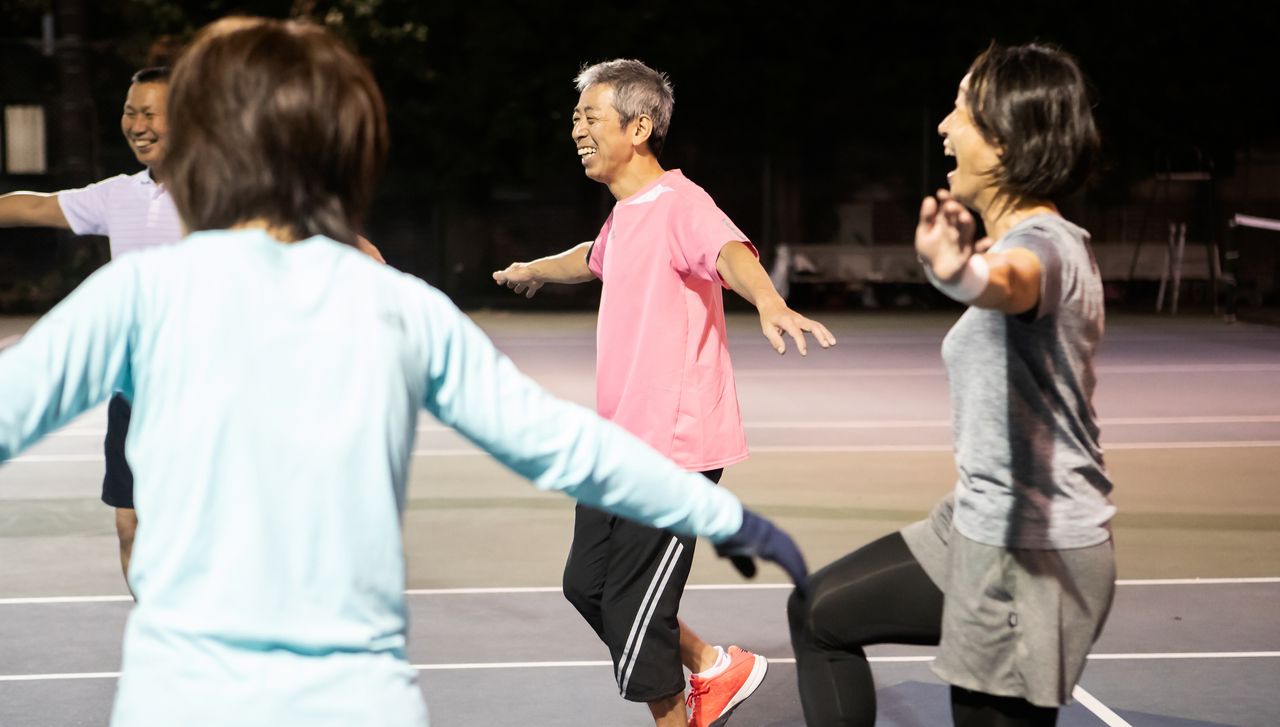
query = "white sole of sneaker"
xmin=711 ymin=654 xmax=768 ymax=727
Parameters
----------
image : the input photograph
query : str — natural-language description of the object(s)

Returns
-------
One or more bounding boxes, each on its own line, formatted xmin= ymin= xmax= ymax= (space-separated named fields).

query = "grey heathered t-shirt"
xmin=940 ymin=214 xmax=1115 ymax=550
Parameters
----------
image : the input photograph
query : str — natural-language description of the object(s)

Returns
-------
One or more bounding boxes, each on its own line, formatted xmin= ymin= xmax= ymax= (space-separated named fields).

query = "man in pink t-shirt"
xmin=494 ymin=59 xmax=834 ymax=727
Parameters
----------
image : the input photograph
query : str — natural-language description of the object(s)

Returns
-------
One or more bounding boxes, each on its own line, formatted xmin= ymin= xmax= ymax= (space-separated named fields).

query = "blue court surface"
xmin=2 ymin=311 xmax=1278 ymax=726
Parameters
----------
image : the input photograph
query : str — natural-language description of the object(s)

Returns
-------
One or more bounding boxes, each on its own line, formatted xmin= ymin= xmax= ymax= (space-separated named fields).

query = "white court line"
xmin=1098 ymin=364 xmax=1280 ymax=374
xmin=399 ymin=440 xmax=1280 ymax=456
xmin=7 ymin=440 xmax=1280 ymax=463
xmin=735 ymin=367 xmax=940 ymax=378
xmin=410 ymin=656 xmax=931 ymax=670
xmin=417 ymin=440 xmax=1280 ymax=457
xmin=1073 ymin=685 xmax=1133 ymax=727
xmin=1106 ymin=440 xmax=1280 ymax=450
xmin=0 ymin=671 xmax=121 ymax=682
xmin=5 ymin=578 xmax=1277 ymax=606
xmin=4 ymin=652 xmax=1279 ymax=682
xmin=0 ymin=584 xmax=794 ymax=604
xmin=8 ymin=439 xmax=1280 ymax=461
xmin=1101 ymin=415 xmax=1280 ymax=425
xmin=0 ymin=595 xmax=135 ymax=605
xmin=405 ymin=586 xmax=559 ymax=596
xmin=1115 ymin=577 xmax=1280 ymax=585
xmin=45 ymin=413 xmax=1280 ymax=437
xmin=413 ymin=659 xmax=611 ymax=671
xmin=745 ymin=415 xmax=1280 ymax=429
xmin=744 ymin=441 xmax=1280 ymax=455
xmin=404 ymin=581 xmax=793 ymax=593
xmin=364 ymin=579 xmax=1280 ymax=598
xmin=1087 ymin=651 xmax=1280 ymax=660
xmin=7 ymin=454 xmax=103 ymax=463
xmin=21 ymin=438 xmax=1280 ymax=460
xmin=736 ymin=363 xmax=1280 ymax=377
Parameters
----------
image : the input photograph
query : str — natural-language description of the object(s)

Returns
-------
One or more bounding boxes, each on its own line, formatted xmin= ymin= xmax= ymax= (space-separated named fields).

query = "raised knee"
xmin=561 ymin=573 xmax=594 ymax=616
xmin=787 ymin=586 xmax=813 ymax=636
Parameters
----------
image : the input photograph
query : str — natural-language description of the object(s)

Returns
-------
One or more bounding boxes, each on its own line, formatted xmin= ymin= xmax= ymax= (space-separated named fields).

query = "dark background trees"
xmin=2 ymin=0 xmax=1277 ymax=309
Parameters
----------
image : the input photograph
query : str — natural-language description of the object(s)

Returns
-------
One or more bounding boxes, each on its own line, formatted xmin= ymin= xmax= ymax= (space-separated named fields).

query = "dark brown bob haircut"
xmin=165 ymin=16 xmax=388 ymax=245
xmin=966 ymin=43 xmax=1099 ymax=204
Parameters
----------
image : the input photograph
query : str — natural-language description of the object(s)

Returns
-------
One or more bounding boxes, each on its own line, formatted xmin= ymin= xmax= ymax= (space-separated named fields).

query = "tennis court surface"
xmin=2 ymin=310 xmax=1277 ymax=726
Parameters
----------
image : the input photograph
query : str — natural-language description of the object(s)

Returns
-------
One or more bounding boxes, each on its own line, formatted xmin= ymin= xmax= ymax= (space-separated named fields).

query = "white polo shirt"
xmin=58 ymin=169 xmax=183 ymax=258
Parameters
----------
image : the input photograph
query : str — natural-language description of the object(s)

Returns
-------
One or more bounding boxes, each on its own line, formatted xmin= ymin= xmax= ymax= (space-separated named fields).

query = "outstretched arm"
xmin=0 ymin=261 xmax=137 ymax=462
xmin=414 ymin=288 xmax=806 ymax=584
xmin=492 ymin=240 xmax=595 ymax=298
xmin=419 ymin=285 xmax=741 ymax=537
xmin=716 ymin=241 xmax=837 ymax=355
xmin=0 ymin=192 xmax=71 ymax=230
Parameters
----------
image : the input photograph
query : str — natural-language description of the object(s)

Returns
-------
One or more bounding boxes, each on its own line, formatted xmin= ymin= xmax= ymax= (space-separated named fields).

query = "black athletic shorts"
xmin=561 ymin=468 xmax=723 ymax=702
xmin=101 ymin=393 xmax=135 ymax=509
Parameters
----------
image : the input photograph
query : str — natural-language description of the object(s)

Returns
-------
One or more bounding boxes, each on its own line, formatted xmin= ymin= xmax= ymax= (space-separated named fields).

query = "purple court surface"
xmin=2 ymin=310 xmax=1278 ymax=726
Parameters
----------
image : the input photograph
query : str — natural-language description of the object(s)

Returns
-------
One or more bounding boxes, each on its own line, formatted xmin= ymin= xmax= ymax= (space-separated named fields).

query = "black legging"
xmin=787 ymin=532 xmax=1058 ymax=726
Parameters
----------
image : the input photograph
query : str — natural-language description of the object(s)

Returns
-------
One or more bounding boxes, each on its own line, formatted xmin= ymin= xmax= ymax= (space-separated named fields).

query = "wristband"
xmin=922 ymin=254 xmax=989 ymax=303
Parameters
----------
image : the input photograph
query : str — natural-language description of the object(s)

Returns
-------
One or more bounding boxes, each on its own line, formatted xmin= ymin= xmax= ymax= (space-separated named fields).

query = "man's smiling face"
xmin=121 ymin=81 xmax=169 ymax=168
xmin=571 ymin=84 xmax=637 ymax=186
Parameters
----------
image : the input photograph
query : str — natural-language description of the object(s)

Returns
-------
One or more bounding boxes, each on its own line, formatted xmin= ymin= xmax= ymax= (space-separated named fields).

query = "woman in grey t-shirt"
xmin=789 ymin=43 xmax=1115 ymax=726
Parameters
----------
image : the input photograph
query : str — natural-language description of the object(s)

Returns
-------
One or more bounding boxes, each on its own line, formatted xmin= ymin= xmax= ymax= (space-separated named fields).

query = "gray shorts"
xmin=901 ymin=496 xmax=1115 ymax=707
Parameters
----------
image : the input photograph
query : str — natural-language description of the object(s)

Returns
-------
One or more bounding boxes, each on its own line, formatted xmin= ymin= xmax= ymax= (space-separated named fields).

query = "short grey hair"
xmin=575 ymin=59 xmax=674 ymax=156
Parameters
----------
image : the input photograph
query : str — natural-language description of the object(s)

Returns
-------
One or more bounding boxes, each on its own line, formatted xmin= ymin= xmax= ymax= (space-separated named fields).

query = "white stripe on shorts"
xmin=617 ymin=536 xmax=685 ymax=698
xmin=617 ymin=538 xmax=679 ymax=685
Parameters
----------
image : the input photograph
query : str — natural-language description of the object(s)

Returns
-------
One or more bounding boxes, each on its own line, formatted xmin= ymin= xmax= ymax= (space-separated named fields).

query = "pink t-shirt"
xmin=588 ymin=170 xmax=755 ymax=471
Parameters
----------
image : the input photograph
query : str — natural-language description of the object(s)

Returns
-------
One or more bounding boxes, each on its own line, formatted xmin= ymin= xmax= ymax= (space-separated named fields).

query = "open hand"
xmin=492 ymin=263 xmax=544 ymax=298
xmin=915 ymin=189 xmax=980 ymax=280
xmin=758 ymin=301 xmax=836 ymax=356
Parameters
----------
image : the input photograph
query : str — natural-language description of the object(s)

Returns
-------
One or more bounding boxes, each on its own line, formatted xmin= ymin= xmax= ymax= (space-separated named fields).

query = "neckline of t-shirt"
xmin=618 ymin=169 xmax=684 ymax=205
xmin=187 ymin=227 xmax=337 ymax=250
xmin=1005 ymin=212 xmax=1078 ymax=239
xmin=131 ymin=168 xmax=170 ymax=199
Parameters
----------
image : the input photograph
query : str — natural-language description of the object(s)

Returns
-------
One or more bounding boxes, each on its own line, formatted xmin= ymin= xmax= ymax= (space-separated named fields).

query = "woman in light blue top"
xmin=0 ymin=16 xmax=805 ymax=727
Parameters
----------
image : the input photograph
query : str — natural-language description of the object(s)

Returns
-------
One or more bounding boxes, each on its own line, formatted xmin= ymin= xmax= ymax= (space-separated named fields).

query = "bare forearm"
xmin=716 ymin=241 xmax=784 ymax=310
xmin=717 ymin=240 xmax=836 ymax=355
xmin=527 ymin=240 xmax=595 ymax=284
xmin=0 ymin=192 xmax=70 ymax=229
xmin=965 ymin=250 xmax=1041 ymax=314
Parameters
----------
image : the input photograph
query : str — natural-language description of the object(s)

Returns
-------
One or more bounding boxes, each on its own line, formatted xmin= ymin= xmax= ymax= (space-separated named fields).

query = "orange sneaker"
xmin=686 ymin=646 xmax=768 ymax=727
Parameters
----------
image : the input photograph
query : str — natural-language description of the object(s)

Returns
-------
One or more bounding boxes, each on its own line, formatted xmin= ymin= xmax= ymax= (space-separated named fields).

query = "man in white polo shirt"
xmin=0 ymin=67 xmax=180 ymax=587
xmin=2 ymin=67 xmax=387 ymax=590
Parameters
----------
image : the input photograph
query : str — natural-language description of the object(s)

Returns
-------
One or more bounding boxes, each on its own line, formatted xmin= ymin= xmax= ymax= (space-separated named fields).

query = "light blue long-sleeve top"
xmin=0 ymin=229 xmax=745 ymax=727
